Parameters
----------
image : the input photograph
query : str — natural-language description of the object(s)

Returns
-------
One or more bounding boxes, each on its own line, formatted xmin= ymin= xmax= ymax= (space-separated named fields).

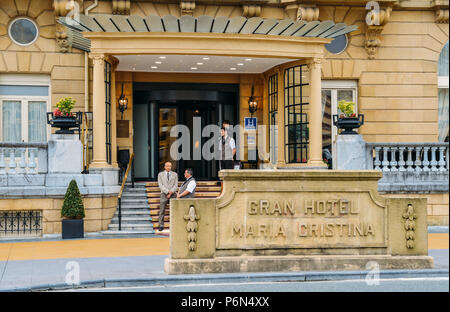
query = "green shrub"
xmin=338 ymin=100 xmax=355 ymax=117
xmin=61 ymin=180 xmax=85 ymax=219
xmin=56 ymin=97 xmax=76 ymax=116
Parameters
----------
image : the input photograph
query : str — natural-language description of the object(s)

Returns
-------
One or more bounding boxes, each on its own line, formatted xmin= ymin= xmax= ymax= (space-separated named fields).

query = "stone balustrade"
xmin=366 ymin=143 xmax=449 ymax=172
xmin=0 ymin=142 xmax=48 ymax=175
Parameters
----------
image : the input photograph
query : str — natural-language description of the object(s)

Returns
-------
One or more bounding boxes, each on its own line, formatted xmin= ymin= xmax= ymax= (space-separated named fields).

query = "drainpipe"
xmin=84 ymin=0 xmax=98 ymax=112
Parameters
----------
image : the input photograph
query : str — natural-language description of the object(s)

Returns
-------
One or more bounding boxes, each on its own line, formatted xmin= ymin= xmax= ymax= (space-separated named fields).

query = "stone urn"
xmin=47 ymin=112 xmax=82 ymax=134
xmin=333 ymin=114 xmax=364 ymax=135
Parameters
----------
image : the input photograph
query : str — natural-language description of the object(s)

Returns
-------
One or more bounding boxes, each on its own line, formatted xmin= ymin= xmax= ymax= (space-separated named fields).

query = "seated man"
xmin=157 ymin=161 xmax=178 ymax=231
xmin=177 ymin=168 xmax=196 ymax=199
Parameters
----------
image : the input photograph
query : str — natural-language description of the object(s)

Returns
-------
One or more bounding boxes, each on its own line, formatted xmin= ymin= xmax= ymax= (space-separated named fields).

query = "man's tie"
xmin=167 ymin=172 xmax=170 ymax=181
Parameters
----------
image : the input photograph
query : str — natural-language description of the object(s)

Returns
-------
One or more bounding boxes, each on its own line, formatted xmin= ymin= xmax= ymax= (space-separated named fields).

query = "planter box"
xmin=47 ymin=112 xmax=82 ymax=134
xmin=62 ymin=219 xmax=84 ymax=239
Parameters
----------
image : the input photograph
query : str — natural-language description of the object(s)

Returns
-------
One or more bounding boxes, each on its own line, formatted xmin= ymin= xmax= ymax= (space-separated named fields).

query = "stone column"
xmin=89 ymin=53 xmax=109 ymax=168
xmin=110 ymin=56 xmax=119 ymax=168
xmin=276 ymin=68 xmax=286 ymax=167
xmin=307 ymin=58 xmax=327 ymax=168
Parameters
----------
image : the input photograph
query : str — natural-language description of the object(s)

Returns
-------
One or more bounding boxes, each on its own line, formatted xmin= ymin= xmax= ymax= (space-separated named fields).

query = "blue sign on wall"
xmin=244 ymin=117 xmax=257 ymax=131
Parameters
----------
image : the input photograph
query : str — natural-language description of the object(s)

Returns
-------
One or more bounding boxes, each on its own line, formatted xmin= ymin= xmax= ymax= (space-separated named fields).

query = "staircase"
xmin=105 ymin=182 xmax=154 ymax=234
xmin=147 ymin=181 xmax=222 ymax=231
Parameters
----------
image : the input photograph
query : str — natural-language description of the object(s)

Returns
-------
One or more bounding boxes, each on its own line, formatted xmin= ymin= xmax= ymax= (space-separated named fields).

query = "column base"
xmin=307 ymin=160 xmax=328 ymax=168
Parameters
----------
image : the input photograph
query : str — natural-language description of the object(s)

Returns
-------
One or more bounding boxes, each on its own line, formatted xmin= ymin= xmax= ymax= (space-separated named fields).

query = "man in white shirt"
xmin=157 ymin=161 xmax=178 ymax=231
xmin=218 ymin=127 xmax=236 ymax=170
xmin=177 ymin=168 xmax=196 ymax=198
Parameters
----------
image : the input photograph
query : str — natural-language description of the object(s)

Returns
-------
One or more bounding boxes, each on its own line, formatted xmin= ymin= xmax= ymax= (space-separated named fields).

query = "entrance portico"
xmin=59 ymin=14 xmax=357 ymax=172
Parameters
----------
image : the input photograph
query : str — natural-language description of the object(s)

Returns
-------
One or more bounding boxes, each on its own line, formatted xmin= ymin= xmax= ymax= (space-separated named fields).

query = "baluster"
xmin=414 ymin=146 xmax=422 ymax=172
xmin=0 ymin=148 xmax=5 ymax=175
xmin=446 ymin=146 xmax=449 ymax=171
xmin=406 ymin=146 xmax=414 ymax=172
xmin=8 ymin=148 xmax=16 ymax=174
xmin=430 ymin=146 xmax=438 ymax=171
xmin=374 ymin=146 xmax=381 ymax=170
xmin=422 ymin=146 xmax=430 ymax=171
xmin=382 ymin=147 xmax=390 ymax=171
xmin=398 ymin=147 xmax=406 ymax=171
xmin=18 ymin=148 xmax=27 ymax=174
xmin=28 ymin=148 xmax=36 ymax=174
xmin=389 ymin=147 xmax=398 ymax=171
xmin=438 ymin=146 xmax=446 ymax=172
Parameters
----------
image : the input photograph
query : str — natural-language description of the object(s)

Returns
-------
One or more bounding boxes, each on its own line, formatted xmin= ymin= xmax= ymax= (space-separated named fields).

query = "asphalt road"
xmin=65 ymin=277 xmax=449 ymax=292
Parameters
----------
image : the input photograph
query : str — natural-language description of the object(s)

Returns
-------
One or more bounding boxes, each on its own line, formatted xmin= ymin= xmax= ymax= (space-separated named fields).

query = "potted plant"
xmin=61 ymin=179 xmax=85 ymax=239
xmin=332 ymin=100 xmax=364 ymax=135
xmin=47 ymin=97 xmax=82 ymax=134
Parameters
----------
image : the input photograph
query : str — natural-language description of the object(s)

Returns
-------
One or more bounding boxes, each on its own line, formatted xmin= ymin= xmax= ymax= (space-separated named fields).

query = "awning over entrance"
xmin=58 ymin=14 xmax=358 ymax=52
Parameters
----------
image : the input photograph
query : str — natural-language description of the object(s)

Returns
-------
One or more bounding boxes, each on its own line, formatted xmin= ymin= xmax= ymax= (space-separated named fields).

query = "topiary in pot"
xmin=61 ymin=179 xmax=85 ymax=239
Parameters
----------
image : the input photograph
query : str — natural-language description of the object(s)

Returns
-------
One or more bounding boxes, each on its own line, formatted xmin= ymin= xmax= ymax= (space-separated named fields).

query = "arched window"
xmin=438 ymin=41 xmax=449 ymax=142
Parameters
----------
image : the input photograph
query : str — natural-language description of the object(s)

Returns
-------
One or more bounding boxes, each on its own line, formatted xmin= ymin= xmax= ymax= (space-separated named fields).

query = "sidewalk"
xmin=0 ymin=232 xmax=448 ymax=291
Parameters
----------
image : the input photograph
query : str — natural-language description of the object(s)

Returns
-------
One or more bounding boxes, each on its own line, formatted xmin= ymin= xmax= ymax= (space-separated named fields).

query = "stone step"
xmin=101 ymin=230 xmax=155 ymax=235
xmin=110 ymin=218 xmax=151 ymax=224
xmin=146 ymin=186 xmax=221 ymax=192
xmin=146 ymin=192 xmax=221 ymax=198
xmin=146 ymin=181 xmax=220 ymax=187
xmin=120 ymin=199 xmax=149 ymax=204
xmin=118 ymin=204 xmax=149 ymax=209
xmin=108 ymin=223 xmax=154 ymax=230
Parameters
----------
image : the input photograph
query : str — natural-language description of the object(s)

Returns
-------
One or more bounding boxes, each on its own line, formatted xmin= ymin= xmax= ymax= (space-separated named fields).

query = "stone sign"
xmin=165 ymin=170 xmax=433 ymax=274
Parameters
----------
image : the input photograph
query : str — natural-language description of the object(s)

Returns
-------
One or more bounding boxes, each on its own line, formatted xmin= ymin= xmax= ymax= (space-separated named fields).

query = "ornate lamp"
xmin=118 ymin=83 xmax=128 ymax=119
xmin=248 ymin=85 xmax=258 ymax=116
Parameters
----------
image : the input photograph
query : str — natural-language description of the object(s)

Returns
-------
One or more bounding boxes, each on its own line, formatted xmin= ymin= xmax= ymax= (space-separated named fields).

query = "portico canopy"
xmin=58 ymin=14 xmax=358 ymax=52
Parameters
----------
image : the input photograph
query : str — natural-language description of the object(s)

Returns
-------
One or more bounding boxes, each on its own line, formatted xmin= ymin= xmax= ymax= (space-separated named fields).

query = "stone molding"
xmin=112 ymin=0 xmax=131 ymax=15
xmin=297 ymin=5 xmax=320 ymax=22
xmin=89 ymin=53 xmax=106 ymax=64
xmin=306 ymin=57 xmax=322 ymax=70
xmin=180 ymin=1 xmax=196 ymax=16
xmin=435 ymin=8 xmax=449 ymax=23
xmin=242 ymin=4 xmax=261 ymax=18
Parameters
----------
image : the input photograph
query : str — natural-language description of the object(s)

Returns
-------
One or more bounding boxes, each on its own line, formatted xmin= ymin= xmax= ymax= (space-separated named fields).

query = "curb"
xmin=1 ymin=269 xmax=448 ymax=292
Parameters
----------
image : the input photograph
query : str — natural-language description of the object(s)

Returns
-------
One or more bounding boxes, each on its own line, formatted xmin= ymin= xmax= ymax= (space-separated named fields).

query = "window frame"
xmin=8 ymin=17 xmax=39 ymax=47
xmin=0 ymin=75 xmax=51 ymax=143
xmin=268 ymin=73 xmax=278 ymax=165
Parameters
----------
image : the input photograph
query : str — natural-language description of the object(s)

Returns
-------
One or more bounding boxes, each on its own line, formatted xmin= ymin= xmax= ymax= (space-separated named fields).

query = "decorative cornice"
xmin=112 ymin=0 xmax=131 ymax=15
xmin=242 ymin=5 xmax=261 ymax=18
xmin=180 ymin=1 xmax=196 ymax=16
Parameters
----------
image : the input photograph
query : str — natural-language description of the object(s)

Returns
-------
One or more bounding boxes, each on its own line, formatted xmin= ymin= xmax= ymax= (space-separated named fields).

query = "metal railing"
xmin=366 ymin=142 xmax=449 ymax=172
xmin=0 ymin=142 xmax=48 ymax=174
xmin=0 ymin=211 xmax=42 ymax=237
xmin=117 ymin=152 xmax=134 ymax=231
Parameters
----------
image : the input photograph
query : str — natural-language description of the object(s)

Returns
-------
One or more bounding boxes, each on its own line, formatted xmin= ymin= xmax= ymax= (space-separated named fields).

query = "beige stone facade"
xmin=0 ymin=0 xmax=448 ymax=233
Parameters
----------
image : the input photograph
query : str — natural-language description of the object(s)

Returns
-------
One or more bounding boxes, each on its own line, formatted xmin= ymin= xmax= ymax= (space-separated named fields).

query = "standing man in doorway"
xmin=177 ymin=168 xmax=196 ymax=198
xmin=218 ymin=127 xmax=236 ymax=170
xmin=157 ymin=161 xmax=178 ymax=231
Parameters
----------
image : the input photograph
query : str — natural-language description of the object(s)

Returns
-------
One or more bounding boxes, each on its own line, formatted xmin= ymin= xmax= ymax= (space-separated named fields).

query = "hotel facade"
xmin=0 ymin=0 xmax=448 ymax=236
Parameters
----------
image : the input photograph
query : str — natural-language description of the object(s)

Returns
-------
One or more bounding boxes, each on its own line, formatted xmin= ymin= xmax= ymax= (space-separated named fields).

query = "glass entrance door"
xmin=158 ymin=101 xmax=219 ymax=180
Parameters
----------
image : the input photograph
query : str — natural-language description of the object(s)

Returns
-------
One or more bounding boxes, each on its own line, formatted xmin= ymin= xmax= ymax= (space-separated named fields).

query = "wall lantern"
xmin=248 ymin=85 xmax=258 ymax=116
xmin=118 ymin=83 xmax=128 ymax=119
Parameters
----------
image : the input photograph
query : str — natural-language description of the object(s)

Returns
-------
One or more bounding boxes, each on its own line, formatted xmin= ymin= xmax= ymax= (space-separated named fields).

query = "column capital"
xmin=306 ymin=58 xmax=323 ymax=70
xmin=89 ymin=53 xmax=106 ymax=62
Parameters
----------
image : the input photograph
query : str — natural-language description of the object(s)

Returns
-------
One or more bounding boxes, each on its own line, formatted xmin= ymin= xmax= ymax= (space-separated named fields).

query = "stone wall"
xmin=0 ymin=195 xmax=117 ymax=234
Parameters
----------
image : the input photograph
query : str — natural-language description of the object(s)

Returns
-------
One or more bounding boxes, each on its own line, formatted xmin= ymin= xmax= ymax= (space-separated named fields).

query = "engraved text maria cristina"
xmin=231 ymin=199 xmax=376 ymax=239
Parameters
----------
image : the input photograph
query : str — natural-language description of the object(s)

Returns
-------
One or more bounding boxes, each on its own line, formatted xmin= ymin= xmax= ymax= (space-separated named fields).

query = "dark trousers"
xmin=159 ymin=192 xmax=176 ymax=229
xmin=220 ymin=160 xmax=234 ymax=170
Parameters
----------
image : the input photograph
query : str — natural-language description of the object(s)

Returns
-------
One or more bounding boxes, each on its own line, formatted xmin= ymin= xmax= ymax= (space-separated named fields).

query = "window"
xmin=438 ymin=41 xmax=449 ymax=142
xmin=0 ymin=75 xmax=49 ymax=143
xmin=284 ymin=65 xmax=309 ymax=163
xmin=321 ymin=80 xmax=358 ymax=169
xmin=8 ymin=17 xmax=39 ymax=46
xmin=105 ymin=61 xmax=112 ymax=164
xmin=325 ymin=34 xmax=348 ymax=55
xmin=268 ymin=74 xmax=278 ymax=165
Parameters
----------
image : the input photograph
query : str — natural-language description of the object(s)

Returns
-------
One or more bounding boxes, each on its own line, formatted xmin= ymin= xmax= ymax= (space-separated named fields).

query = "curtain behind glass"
xmin=28 ymin=101 xmax=47 ymax=142
xmin=2 ymin=100 xmax=21 ymax=142
xmin=438 ymin=88 xmax=449 ymax=142
xmin=438 ymin=41 xmax=449 ymax=76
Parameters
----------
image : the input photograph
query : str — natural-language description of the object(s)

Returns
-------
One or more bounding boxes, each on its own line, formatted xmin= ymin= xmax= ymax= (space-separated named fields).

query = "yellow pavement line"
xmin=0 ymin=237 xmax=169 ymax=261
xmin=428 ymin=233 xmax=449 ymax=250
xmin=0 ymin=233 xmax=447 ymax=262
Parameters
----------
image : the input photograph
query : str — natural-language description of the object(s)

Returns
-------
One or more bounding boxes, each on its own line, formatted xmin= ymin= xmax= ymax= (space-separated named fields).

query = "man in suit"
xmin=157 ymin=161 xmax=178 ymax=231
